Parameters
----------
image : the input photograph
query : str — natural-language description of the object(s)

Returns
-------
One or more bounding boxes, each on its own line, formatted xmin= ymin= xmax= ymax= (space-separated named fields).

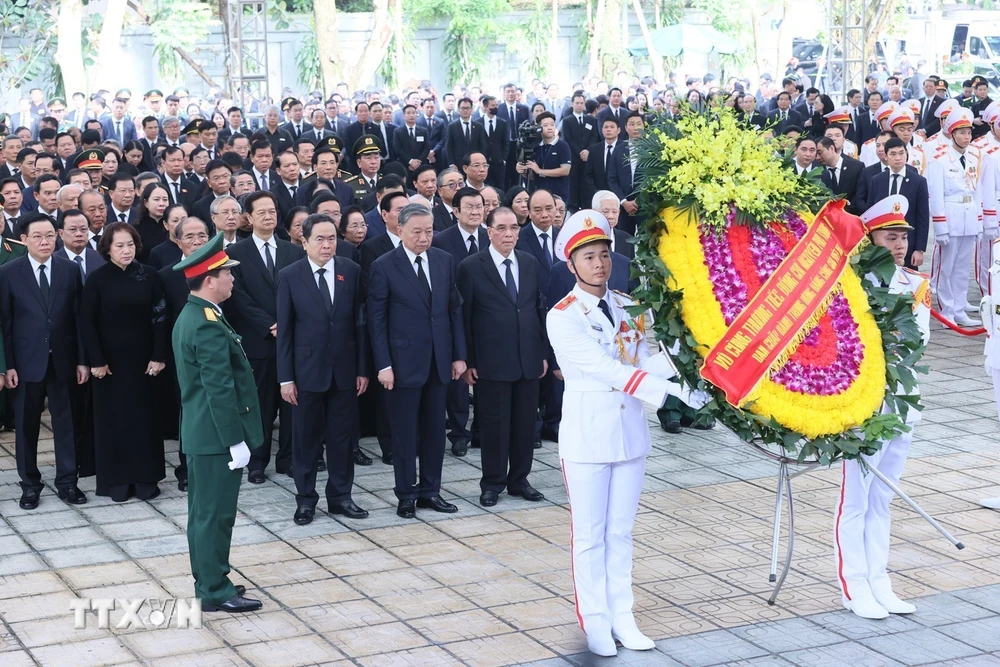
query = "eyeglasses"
xmin=28 ymin=233 xmax=57 ymax=242
xmin=468 ymin=163 xmax=488 ymax=169
xmin=461 ymin=204 xmax=484 ymax=212
xmin=181 ymin=233 xmax=209 ymax=242
xmin=443 ymin=182 xmax=462 ymax=190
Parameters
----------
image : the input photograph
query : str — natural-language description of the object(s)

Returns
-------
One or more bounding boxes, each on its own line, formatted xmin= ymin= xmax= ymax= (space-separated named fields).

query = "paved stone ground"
xmin=0 ymin=317 xmax=998 ymax=665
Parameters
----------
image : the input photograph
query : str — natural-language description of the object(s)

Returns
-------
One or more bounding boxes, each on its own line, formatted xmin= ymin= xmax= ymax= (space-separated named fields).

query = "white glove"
xmin=985 ymin=228 xmax=1000 ymax=241
xmin=669 ymin=380 xmax=713 ymax=410
xmin=935 ymin=233 xmax=950 ymax=247
xmin=228 ymin=441 xmax=251 ymax=470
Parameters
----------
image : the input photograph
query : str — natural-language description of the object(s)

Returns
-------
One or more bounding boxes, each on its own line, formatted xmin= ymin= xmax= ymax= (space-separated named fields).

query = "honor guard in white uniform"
xmin=978 ymin=252 xmax=1000 ymax=510
xmin=922 ymin=99 xmax=960 ymax=159
xmin=824 ymin=107 xmax=858 ymax=158
xmin=927 ymin=108 xmax=988 ymax=327
xmin=546 ymin=210 xmax=708 ymax=658
xmin=975 ymin=104 xmax=1000 ymax=293
xmin=835 ymin=195 xmax=931 ymax=619
xmin=887 ymin=108 xmax=927 ymax=175
xmin=860 ymin=102 xmax=898 ymax=167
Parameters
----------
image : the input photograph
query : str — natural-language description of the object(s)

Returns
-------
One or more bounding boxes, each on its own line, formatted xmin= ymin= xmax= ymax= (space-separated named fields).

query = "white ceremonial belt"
xmin=944 ymin=195 xmax=973 ymax=203
xmin=564 ymin=379 xmax=616 ymax=393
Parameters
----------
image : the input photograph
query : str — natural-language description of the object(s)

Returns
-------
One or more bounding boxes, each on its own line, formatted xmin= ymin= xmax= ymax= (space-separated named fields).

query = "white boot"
xmin=843 ymin=593 xmax=889 ymax=619
xmin=611 ymin=617 xmax=655 ymax=651
xmin=955 ymin=312 xmax=983 ymax=327
xmin=585 ymin=629 xmax=618 ymax=657
xmin=980 ymin=497 xmax=1000 ymax=510
xmin=871 ymin=583 xmax=917 ymax=614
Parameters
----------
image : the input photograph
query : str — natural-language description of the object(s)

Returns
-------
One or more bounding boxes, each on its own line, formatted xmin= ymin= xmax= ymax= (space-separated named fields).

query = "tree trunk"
xmin=314 ymin=0 xmax=344 ymax=92
xmin=550 ymin=0 xmax=559 ymax=82
xmin=125 ymin=0 xmax=223 ymax=88
xmin=93 ymin=0 xmax=128 ymax=91
xmin=588 ymin=0 xmax=605 ymax=78
xmin=864 ymin=0 xmax=895 ymax=66
xmin=775 ymin=0 xmax=794 ymax=74
xmin=349 ymin=0 xmax=395 ymax=90
xmin=654 ymin=0 xmax=662 ymax=29
xmin=750 ymin=5 xmax=765 ymax=75
xmin=631 ymin=0 xmax=664 ymax=85
xmin=56 ymin=0 xmax=86 ymax=97
xmin=392 ymin=0 xmax=404 ymax=89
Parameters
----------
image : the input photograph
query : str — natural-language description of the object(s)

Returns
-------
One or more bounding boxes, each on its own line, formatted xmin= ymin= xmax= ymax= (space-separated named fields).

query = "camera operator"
xmin=516 ymin=112 xmax=571 ymax=205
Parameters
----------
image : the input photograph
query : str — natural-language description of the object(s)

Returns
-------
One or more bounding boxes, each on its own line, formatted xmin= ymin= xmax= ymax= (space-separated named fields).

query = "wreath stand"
xmin=748 ymin=442 xmax=965 ymax=605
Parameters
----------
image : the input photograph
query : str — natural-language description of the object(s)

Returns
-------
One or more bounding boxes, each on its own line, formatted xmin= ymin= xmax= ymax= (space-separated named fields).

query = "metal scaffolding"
xmin=227 ymin=0 xmax=270 ymax=118
xmin=826 ymin=0 xmax=868 ymax=98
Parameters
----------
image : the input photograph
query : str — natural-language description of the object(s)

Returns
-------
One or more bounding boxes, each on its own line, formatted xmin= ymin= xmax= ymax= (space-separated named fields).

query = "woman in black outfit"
xmin=132 ymin=182 xmax=171 ymax=263
xmin=805 ymin=94 xmax=835 ymax=139
xmin=81 ymin=222 xmax=169 ymax=502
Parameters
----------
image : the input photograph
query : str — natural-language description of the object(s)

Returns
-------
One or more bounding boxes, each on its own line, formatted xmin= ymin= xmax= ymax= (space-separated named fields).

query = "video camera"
xmin=516 ymin=120 xmax=543 ymax=164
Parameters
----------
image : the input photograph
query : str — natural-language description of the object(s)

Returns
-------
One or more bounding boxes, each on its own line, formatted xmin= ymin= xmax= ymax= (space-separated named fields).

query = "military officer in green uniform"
xmin=343 ymin=135 xmax=383 ymax=205
xmin=73 ymin=149 xmax=106 ymax=193
xmin=172 ymin=233 xmax=264 ymax=613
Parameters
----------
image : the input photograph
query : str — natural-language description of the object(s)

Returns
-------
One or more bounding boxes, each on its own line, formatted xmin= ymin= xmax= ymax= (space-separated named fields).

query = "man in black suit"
xmin=301 ymin=109 xmax=338 ymax=145
xmin=58 ymin=210 xmax=104 ymax=480
xmin=342 ymin=103 xmax=379 ymax=175
xmin=445 ymin=97 xmax=486 ymax=171
xmin=860 ymin=131 xmax=893 ymax=188
xmin=279 ymin=98 xmax=308 ymax=141
xmin=916 ymin=78 xmax=943 ymax=138
xmin=416 ymin=99 xmax=446 ymax=169
xmin=457 ymin=206 xmax=548 ymax=507
xmin=106 ymin=172 xmax=138 ymax=226
xmin=192 ymin=160 xmax=234 ymax=230
xmin=817 ymin=137 xmax=869 ymax=216
xmin=393 ymin=105 xmax=430 ymax=174
xmin=595 ymin=87 xmax=628 ymax=133
xmin=608 ymin=112 xmax=646 ymax=235
xmin=562 ymin=92 xmax=599 ymax=211
xmin=855 ymin=91 xmax=884 ymax=145
xmin=866 ymin=137 xmax=930 ymax=270
xmin=247 ymin=141 xmax=278 ymax=193
xmin=584 ymin=117 xmax=622 ymax=204
xmin=100 ymin=98 xmax=136 ymax=144
xmin=269 ymin=152 xmax=302 ymax=221
xmin=161 ymin=146 xmax=197 ymax=209
xmin=369 ymin=102 xmax=396 ymax=163
xmin=367 ymin=203 xmax=467 ymax=519
xmin=497 ymin=84 xmax=530 ymax=190
xmin=224 ymin=191 xmax=305 ymax=484
xmin=767 ymin=92 xmax=805 ymax=136
xmin=476 ymin=96 xmax=509 ymax=191
xmin=277 ymin=212 xmax=369 ymax=525
xmin=432 ymin=187 xmax=488 ymax=457
xmin=0 ymin=213 xmax=89 ymax=510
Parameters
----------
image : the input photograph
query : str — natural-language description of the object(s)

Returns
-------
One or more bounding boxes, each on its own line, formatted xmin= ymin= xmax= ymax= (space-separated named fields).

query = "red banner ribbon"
xmin=701 ymin=200 xmax=868 ymax=406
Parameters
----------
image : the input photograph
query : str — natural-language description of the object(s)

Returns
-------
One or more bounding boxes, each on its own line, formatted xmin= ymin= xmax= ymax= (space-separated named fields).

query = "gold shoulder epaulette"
xmin=553 ymin=294 xmax=576 ymax=311
xmin=5 ymin=238 xmax=23 ymax=246
xmin=901 ymin=267 xmax=929 ymax=279
xmin=204 ymin=307 xmax=218 ymax=322
xmin=611 ymin=289 xmax=633 ymax=299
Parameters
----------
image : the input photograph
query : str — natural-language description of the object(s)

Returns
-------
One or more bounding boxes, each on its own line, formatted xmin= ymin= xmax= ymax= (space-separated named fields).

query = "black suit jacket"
xmin=416 ymin=115 xmax=446 ymax=159
xmin=269 ymin=179 xmax=300 ymax=220
xmin=432 ymin=223 xmax=488 ymax=262
xmin=584 ymin=141 xmax=618 ymax=196
xmin=161 ymin=176 xmax=198 ymax=209
xmin=766 ymin=108 xmax=805 ymax=135
xmin=607 ymin=142 xmax=640 ymax=233
xmin=819 ymin=156 xmax=868 ymax=215
xmin=445 ymin=119 xmax=487 ymax=168
xmin=276 ymin=256 xmax=366 ymax=392
xmin=866 ymin=167 xmax=930 ymax=253
xmin=432 ymin=201 xmax=457 ymax=233
xmin=367 ymin=245 xmax=466 ymax=388
xmin=855 ymin=111 xmax=881 ymax=145
xmin=545 ymin=251 xmax=636 ymax=313
xmin=476 ymin=116 xmax=509 ymax=173
xmin=250 ymin=168 xmax=279 ymax=193
xmin=148 ymin=240 xmax=182 ymax=270
xmin=497 ymin=103 xmax=530 ymax=142
xmin=562 ymin=114 xmax=599 ymax=158
xmin=457 ymin=249 xmax=547 ymax=381
xmin=917 ymin=96 xmax=944 ymax=137
xmin=392 ymin=124 xmax=430 ymax=168
xmin=192 ymin=194 xmax=222 ymax=234
xmin=613 ymin=228 xmax=635 ymax=260
xmin=516 ymin=224 xmax=559 ymax=287
xmin=0 ymin=255 xmax=85 ymax=383
xmin=596 ymin=106 xmax=628 ymax=133
xmin=359 ymin=233 xmax=395 ymax=300
xmin=343 ymin=121 xmax=381 ymax=170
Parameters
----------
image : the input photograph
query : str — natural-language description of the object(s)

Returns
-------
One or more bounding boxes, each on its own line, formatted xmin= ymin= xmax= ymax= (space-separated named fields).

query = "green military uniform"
xmin=343 ymin=135 xmax=384 ymax=204
xmin=172 ymin=235 xmax=263 ymax=606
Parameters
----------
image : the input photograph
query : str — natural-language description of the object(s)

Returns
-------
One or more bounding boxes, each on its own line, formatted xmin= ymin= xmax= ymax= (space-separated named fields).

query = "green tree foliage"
xmin=145 ymin=0 xmax=218 ymax=84
xmin=407 ymin=0 xmax=510 ymax=85
xmin=510 ymin=0 xmax=551 ymax=80
xmin=0 ymin=0 xmax=58 ymax=92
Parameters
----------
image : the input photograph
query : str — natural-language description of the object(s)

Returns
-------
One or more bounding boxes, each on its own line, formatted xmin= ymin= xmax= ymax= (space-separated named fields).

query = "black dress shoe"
xmin=317 ymin=459 xmax=326 ymax=472
xmin=382 ymin=453 xmax=393 ymax=465
xmin=247 ymin=470 xmax=266 ymax=484
xmin=416 ymin=495 xmax=458 ymax=513
xmin=451 ymin=442 xmax=468 ymax=457
xmin=202 ymin=595 xmax=262 ymax=613
xmin=661 ymin=420 xmax=682 ymax=434
xmin=352 ymin=448 xmax=372 ymax=466
xmin=19 ymin=490 xmax=40 ymax=510
xmin=329 ymin=500 xmax=369 ymax=519
xmin=293 ymin=506 xmax=315 ymax=525
xmin=509 ymin=485 xmax=545 ymax=502
xmin=177 ymin=478 xmax=188 ymax=492
xmin=479 ymin=490 xmax=499 ymax=507
xmin=58 ymin=486 xmax=87 ymax=505
xmin=397 ymin=499 xmax=416 ymax=519
xmin=533 ymin=439 xmax=542 ymax=449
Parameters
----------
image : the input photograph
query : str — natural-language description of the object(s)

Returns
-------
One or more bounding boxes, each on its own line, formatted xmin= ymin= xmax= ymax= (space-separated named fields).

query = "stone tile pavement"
xmin=0 ymin=323 xmax=998 ymax=665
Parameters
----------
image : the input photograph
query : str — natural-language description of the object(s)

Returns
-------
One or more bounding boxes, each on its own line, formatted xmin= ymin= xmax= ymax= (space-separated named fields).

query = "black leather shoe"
xmin=510 ymin=485 xmax=545 ymax=502
xmin=247 ymin=470 xmax=266 ymax=484
xmin=293 ymin=506 xmax=315 ymax=525
xmin=329 ymin=500 xmax=369 ymax=519
xmin=416 ymin=495 xmax=458 ymax=513
xmin=396 ymin=499 xmax=416 ymax=519
xmin=236 ymin=585 xmax=246 ymax=596
xmin=177 ymin=478 xmax=188 ymax=492
xmin=451 ymin=442 xmax=468 ymax=457
xmin=19 ymin=490 xmax=40 ymax=510
xmin=58 ymin=486 xmax=87 ymax=505
xmin=540 ymin=427 xmax=559 ymax=443
xmin=317 ymin=459 xmax=326 ymax=472
xmin=202 ymin=595 xmax=262 ymax=613
xmin=533 ymin=439 xmax=542 ymax=449
xmin=352 ymin=448 xmax=372 ymax=466
xmin=661 ymin=420 xmax=682 ymax=434
xmin=382 ymin=453 xmax=393 ymax=465
xmin=479 ymin=490 xmax=499 ymax=507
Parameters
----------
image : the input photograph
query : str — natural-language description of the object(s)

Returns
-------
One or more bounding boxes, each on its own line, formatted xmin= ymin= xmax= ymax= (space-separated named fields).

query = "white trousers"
xmin=991 ymin=367 xmax=1000 ymax=424
xmin=561 ymin=455 xmax=645 ymax=635
xmin=934 ymin=235 xmax=977 ymax=321
xmin=976 ymin=235 xmax=993 ymax=297
xmin=833 ymin=431 xmax=912 ymax=600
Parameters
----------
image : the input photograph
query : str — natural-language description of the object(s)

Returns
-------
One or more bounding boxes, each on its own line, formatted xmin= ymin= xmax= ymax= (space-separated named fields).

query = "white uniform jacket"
xmin=927 ymin=146 xmax=986 ymax=238
xmin=547 ymin=285 xmax=688 ymax=464
xmin=979 ymin=145 xmax=1000 ymax=227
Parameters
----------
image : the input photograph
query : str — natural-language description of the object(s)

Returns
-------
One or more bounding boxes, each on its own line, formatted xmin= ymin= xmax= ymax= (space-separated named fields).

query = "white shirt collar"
xmin=402 ymin=245 xmax=428 ymax=267
xmin=27 ymin=254 xmax=51 ymax=275
xmin=889 ymin=166 xmax=906 ymax=177
xmin=488 ymin=244 xmax=514 ymax=267
xmin=572 ymin=283 xmax=609 ymax=310
xmin=531 ymin=222 xmax=552 ymax=240
xmin=307 ymin=256 xmax=334 ymax=274
xmin=64 ymin=247 xmax=84 ymax=261
xmin=387 ymin=230 xmax=401 ymax=247
xmin=252 ymin=234 xmax=275 ymax=250
xmin=111 ymin=205 xmax=128 ymax=219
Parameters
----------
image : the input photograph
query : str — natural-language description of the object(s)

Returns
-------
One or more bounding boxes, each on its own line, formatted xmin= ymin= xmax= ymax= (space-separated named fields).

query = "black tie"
xmin=464 ymin=122 xmax=470 ymax=142
xmin=290 ymin=186 xmax=297 ymax=199
xmin=510 ymin=107 xmax=516 ymax=139
xmin=74 ymin=256 xmax=85 ymax=284
xmin=38 ymin=264 xmax=50 ymax=307
xmin=606 ymin=144 xmax=613 ymax=169
xmin=598 ymin=298 xmax=614 ymax=325
xmin=828 ymin=167 xmax=838 ymax=186
xmin=264 ymin=242 xmax=275 ymax=278
xmin=489 ymin=119 xmax=494 ymax=136
xmin=540 ymin=232 xmax=552 ymax=267
xmin=960 ymin=155 xmax=967 ymax=170
xmin=450 ymin=212 xmax=458 ymax=227
xmin=467 ymin=233 xmax=478 ymax=256
xmin=414 ymin=255 xmax=431 ymax=301
xmin=368 ymin=178 xmax=375 ymax=189
xmin=890 ymin=173 xmax=899 ymax=195
xmin=171 ymin=182 xmax=180 ymax=201
xmin=118 ymin=212 xmax=126 ymax=222
xmin=409 ymin=126 xmax=415 ymax=141
xmin=503 ymin=258 xmax=517 ymax=301
xmin=316 ymin=268 xmax=333 ymax=315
